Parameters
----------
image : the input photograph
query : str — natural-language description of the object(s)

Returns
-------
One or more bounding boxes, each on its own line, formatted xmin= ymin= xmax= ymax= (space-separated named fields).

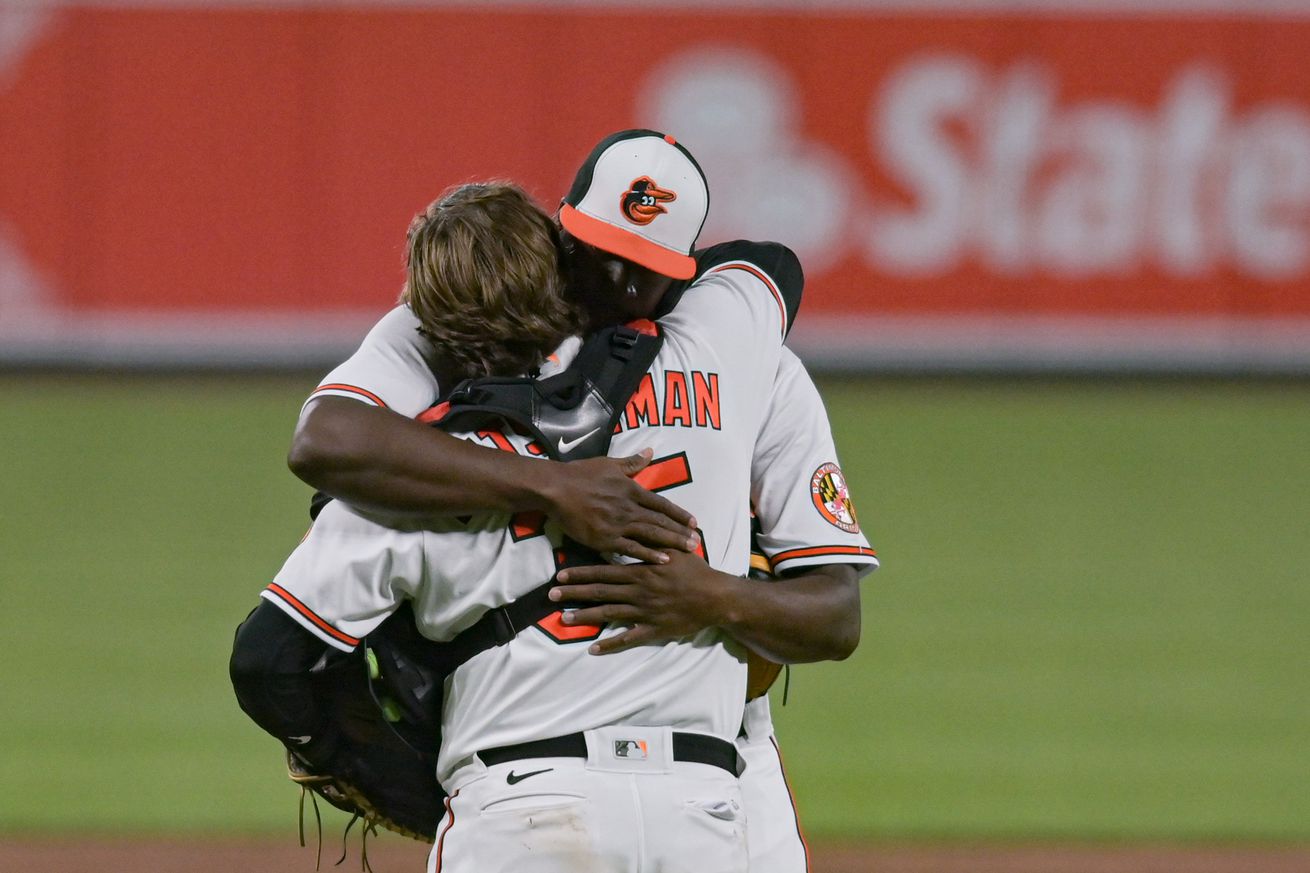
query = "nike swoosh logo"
xmin=506 ymin=767 xmax=553 ymax=785
xmin=289 ymin=736 xmax=312 ymax=745
xmin=558 ymin=427 xmax=601 ymax=454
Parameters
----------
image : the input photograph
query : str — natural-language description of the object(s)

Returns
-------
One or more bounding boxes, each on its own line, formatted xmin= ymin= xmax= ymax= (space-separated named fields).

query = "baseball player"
xmin=242 ymin=201 xmax=873 ymax=873
xmin=272 ymin=131 xmax=877 ymax=871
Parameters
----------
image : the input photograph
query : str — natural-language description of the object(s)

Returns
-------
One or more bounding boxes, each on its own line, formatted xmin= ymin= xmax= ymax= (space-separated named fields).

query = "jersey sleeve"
xmin=657 ymin=241 xmax=798 ymax=396
xmin=260 ymin=501 xmax=425 ymax=651
xmin=661 ymin=240 xmax=803 ymax=339
xmin=305 ymin=305 xmax=443 ymax=418
xmin=750 ymin=348 xmax=878 ymax=577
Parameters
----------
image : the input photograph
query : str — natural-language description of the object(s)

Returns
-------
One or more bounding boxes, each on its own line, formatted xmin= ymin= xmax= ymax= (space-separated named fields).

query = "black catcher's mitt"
xmin=291 ymin=604 xmax=447 ymax=843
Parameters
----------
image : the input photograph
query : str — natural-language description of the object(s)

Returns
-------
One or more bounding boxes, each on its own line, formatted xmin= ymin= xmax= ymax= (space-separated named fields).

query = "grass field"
xmin=1 ymin=374 xmax=1306 ymax=841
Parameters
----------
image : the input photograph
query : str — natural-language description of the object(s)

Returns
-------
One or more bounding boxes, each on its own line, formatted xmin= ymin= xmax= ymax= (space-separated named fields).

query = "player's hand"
xmin=537 ymin=449 xmax=699 ymax=564
xmin=549 ymin=549 xmax=736 ymax=654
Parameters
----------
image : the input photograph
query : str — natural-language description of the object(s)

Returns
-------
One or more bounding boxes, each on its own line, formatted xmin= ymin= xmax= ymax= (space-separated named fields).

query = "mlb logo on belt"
xmin=614 ymin=739 xmax=649 ymax=760
xmin=586 ymin=728 xmax=670 ymax=773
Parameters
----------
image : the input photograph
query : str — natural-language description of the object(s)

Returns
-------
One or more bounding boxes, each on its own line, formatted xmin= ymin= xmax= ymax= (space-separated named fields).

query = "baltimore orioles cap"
xmin=559 ymin=129 xmax=709 ymax=280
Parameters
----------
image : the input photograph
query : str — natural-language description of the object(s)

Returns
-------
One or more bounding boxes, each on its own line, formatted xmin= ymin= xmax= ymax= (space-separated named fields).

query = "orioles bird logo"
xmin=620 ymin=177 xmax=677 ymax=225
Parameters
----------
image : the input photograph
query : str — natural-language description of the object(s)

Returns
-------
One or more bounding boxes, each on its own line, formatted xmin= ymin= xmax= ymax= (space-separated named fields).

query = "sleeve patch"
xmin=810 ymin=463 xmax=860 ymax=533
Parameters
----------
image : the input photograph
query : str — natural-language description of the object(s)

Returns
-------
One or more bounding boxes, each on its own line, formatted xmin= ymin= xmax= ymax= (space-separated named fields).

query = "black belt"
xmin=478 ymin=731 xmax=741 ymax=776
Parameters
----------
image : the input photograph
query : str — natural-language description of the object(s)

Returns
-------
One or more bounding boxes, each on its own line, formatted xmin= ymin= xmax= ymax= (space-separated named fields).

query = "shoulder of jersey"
xmin=656 ymin=240 xmax=803 ymax=337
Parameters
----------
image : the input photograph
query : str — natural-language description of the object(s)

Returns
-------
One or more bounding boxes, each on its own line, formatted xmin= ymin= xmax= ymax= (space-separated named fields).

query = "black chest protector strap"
xmin=420 ymin=321 xmax=663 ymax=461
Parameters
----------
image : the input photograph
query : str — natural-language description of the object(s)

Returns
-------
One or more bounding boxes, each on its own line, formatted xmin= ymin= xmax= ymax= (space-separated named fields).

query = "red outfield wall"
xmin=2 ymin=2 xmax=1309 ymax=369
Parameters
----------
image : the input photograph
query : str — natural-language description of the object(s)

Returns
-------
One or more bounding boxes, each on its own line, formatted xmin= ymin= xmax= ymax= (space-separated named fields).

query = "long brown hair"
xmin=400 ymin=182 xmax=581 ymax=381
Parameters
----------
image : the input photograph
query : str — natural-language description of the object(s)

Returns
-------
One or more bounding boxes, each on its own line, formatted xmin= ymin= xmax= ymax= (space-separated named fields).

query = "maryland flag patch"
xmin=811 ymin=462 xmax=860 ymax=533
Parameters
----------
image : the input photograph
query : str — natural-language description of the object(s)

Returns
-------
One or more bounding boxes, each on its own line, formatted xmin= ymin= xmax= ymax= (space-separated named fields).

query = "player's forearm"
xmin=288 ymin=397 xmax=555 ymax=516
xmin=715 ymin=564 xmax=861 ymax=664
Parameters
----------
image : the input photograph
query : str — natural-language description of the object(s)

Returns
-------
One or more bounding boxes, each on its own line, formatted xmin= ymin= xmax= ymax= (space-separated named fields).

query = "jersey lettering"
xmin=632 ymin=452 xmax=691 ymax=493
xmin=663 ymin=372 xmax=691 ymax=427
xmin=511 ymin=511 xmax=547 ymax=541
xmin=624 ymin=375 xmax=660 ymax=429
xmin=633 ymin=454 xmax=709 ymax=555
xmin=618 ymin=372 xmax=721 ymax=434
xmin=535 ymin=610 xmax=602 ymax=642
xmin=692 ymin=372 xmax=721 ymax=430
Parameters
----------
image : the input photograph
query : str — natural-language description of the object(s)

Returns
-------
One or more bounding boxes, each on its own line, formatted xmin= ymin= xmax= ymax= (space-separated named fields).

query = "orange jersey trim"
xmin=708 ymin=262 xmax=787 ymax=338
xmin=770 ymin=545 xmax=877 ymax=564
xmin=265 ymin=583 xmax=361 ymax=647
xmin=312 ymin=383 xmax=388 ymax=409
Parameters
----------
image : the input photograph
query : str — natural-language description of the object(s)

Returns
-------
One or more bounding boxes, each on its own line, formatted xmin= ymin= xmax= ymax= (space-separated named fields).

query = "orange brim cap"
xmin=560 ymin=204 xmax=697 ymax=280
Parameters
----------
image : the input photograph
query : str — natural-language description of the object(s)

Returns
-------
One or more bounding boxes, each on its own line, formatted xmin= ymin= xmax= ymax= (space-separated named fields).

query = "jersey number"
xmin=476 ymin=434 xmax=700 ymax=644
xmin=534 ymin=452 xmax=699 ymax=643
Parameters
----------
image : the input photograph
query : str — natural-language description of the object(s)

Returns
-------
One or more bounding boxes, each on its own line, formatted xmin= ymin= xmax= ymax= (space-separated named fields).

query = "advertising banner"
xmin=2 ymin=1 xmax=1309 ymax=369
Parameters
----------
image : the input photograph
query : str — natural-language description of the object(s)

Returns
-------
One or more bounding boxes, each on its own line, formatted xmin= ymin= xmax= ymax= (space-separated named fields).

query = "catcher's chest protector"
xmin=419 ymin=320 xmax=664 ymax=461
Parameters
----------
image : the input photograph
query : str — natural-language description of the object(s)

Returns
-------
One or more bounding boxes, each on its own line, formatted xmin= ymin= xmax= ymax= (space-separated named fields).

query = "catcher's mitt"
xmin=286 ymin=745 xmax=438 ymax=844
xmin=291 ymin=605 xmax=448 ymax=844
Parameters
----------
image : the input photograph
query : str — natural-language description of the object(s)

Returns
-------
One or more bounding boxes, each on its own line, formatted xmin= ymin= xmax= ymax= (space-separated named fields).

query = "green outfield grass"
xmin=1 ymin=374 xmax=1306 ymax=840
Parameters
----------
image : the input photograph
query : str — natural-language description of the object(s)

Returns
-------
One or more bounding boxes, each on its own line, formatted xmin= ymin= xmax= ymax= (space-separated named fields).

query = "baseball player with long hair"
xmin=265 ymin=130 xmax=878 ymax=871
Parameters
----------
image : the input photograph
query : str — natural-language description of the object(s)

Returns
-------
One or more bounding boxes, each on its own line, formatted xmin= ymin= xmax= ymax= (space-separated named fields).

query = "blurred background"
xmin=1 ymin=1 xmax=1307 ymax=871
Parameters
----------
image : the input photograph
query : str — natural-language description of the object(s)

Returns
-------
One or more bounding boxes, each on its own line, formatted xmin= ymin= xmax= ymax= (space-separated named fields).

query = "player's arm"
xmin=293 ymin=398 xmax=696 ymax=563
xmin=722 ymin=561 xmax=860 ymax=663
xmin=552 ymin=551 xmax=859 ymax=663
xmin=732 ymin=348 xmax=877 ymax=658
xmin=290 ymin=307 xmax=697 ymax=563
